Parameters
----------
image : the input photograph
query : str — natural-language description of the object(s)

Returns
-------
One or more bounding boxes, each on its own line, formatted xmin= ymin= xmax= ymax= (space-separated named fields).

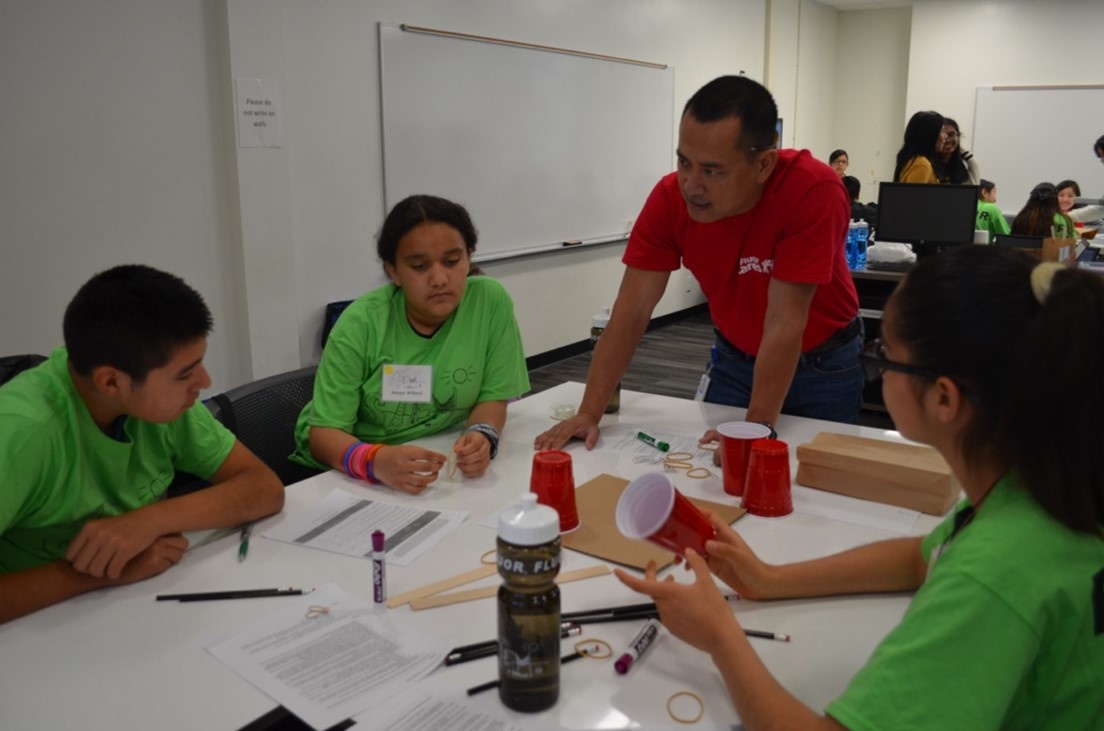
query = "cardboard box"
xmin=1037 ymin=237 xmax=1077 ymax=263
xmin=795 ymin=433 xmax=960 ymax=516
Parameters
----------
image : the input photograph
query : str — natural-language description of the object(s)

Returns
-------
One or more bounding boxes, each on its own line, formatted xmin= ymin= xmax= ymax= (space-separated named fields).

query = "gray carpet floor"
xmin=527 ymin=308 xmax=895 ymax=430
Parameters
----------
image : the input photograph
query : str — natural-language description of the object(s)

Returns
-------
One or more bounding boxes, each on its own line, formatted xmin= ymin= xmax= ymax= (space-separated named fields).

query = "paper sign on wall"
xmin=235 ymin=77 xmax=283 ymax=148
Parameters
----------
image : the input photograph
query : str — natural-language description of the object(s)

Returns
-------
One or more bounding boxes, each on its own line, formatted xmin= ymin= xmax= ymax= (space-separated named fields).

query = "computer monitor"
xmin=993 ymin=234 xmax=1044 ymax=250
xmin=875 ymin=182 xmax=980 ymax=259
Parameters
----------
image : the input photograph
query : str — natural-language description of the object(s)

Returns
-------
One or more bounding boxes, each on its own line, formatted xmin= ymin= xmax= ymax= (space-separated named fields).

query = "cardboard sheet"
xmin=561 ymin=473 xmax=746 ymax=571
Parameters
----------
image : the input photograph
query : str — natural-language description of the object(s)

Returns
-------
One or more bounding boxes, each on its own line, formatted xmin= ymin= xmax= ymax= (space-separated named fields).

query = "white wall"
xmin=9 ymin=0 xmax=1094 ymax=392
xmin=907 ymin=0 xmax=1104 ymax=209
xmin=229 ymin=0 xmax=767 ymax=374
xmin=0 ymin=0 xmax=245 ymax=391
xmin=832 ymin=8 xmax=911 ymax=200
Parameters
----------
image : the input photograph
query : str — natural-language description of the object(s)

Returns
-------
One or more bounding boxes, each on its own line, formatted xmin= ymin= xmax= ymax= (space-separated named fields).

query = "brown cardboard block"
xmin=795 ymin=433 xmax=960 ymax=516
xmin=1022 ymin=237 xmax=1077 ymax=263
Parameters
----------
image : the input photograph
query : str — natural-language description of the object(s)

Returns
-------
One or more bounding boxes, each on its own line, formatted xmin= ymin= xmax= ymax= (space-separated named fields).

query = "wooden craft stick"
xmin=386 ymin=564 xmax=497 ymax=608
xmin=409 ymin=565 xmax=611 ymax=610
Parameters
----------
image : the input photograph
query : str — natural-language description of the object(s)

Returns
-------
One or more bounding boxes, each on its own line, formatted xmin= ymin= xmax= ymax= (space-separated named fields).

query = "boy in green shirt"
xmin=0 ymin=265 xmax=284 ymax=624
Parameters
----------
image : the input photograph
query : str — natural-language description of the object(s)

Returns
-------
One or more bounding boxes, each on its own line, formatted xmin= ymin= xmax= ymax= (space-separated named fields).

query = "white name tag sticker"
xmin=381 ymin=364 xmax=432 ymax=403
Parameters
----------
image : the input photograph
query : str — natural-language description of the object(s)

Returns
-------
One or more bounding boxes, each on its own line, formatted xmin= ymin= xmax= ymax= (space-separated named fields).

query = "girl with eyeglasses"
xmin=617 ymin=245 xmax=1104 ymax=729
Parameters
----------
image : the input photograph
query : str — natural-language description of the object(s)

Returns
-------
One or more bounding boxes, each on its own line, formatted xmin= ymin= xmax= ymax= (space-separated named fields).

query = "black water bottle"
xmin=497 ymin=493 xmax=562 ymax=712
xmin=591 ymin=306 xmax=621 ymax=413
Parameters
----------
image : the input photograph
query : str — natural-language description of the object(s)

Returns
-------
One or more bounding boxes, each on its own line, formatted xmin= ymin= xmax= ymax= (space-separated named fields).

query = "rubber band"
xmin=664 ymin=459 xmax=694 ymax=470
xmin=305 ymin=605 xmax=331 ymax=619
xmin=685 ymin=467 xmax=714 ymax=479
xmin=447 ymin=451 xmax=459 ymax=481
xmin=667 ymin=691 xmax=704 ymax=724
xmin=666 ymin=451 xmax=694 ymax=461
xmin=480 ymin=549 xmax=497 ymax=565
xmin=699 ymin=442 xmax=718 ymax=450
xmin=573 ymin=638 xmax=612 ymax=659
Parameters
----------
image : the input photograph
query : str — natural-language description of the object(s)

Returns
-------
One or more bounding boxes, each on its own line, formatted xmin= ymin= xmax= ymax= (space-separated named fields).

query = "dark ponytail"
xmin=888 ymin=246 xmax=1104 ymax=534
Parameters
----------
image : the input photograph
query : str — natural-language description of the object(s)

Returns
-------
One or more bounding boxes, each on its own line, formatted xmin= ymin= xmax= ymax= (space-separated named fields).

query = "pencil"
xmin=566 ymin=611 xmax=659 ymax=626
xmin=156 ymin=587 xmax=312 ymax=602
xmin=445 ymin=626 xmax=581 ymax=666
xmin=466 ymin=651 xmax=586 ymax=696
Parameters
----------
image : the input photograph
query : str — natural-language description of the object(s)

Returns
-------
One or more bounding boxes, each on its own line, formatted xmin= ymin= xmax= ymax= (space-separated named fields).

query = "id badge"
xmin=381 ymin=364 xmax=432 ymax=403
xmin=694 ymin=373 xmax=710 ymax=402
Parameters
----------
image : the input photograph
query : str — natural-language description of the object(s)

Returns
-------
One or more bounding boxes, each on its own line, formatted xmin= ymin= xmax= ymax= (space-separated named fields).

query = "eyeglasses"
xmin=748 ymin=143 xmax=778 ymax=154
xmin=860 ymin=339 xmax=982 ymax=403
xmin=859 ymin=339 xmax=943 ymax=383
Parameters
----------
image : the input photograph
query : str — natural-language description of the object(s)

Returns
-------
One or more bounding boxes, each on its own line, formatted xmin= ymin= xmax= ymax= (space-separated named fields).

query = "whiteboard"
xmin=379 ymin=24 xmax=675 ymax=262
xmin=971 ymin=86 xmax=1104 ymax=214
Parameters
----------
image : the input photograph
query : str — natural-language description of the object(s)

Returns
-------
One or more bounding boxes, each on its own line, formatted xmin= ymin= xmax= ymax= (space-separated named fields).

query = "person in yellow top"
xmin=893 ymin=111 xmax=948 ymax=184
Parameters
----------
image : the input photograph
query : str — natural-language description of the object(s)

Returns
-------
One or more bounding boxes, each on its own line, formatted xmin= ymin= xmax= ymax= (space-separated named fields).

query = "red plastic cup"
xmin=615 ymin=473 xmax=717 ymax=557
xmin=742 ymin=439 xmax=793 ymax=517
xmin=530 ymin=450 xmax=580 ymax=533
xmin=717 ymin=422 xmax=774 ymax=497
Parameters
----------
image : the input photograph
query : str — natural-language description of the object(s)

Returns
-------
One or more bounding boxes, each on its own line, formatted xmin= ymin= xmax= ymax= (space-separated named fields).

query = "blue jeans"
xmin=704 ymin=326 xmax=865 ymax=425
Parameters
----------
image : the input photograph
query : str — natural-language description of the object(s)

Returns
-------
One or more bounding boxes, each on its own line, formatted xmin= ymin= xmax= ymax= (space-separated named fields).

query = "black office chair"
xmin=0 ymin=353 xmax=47 ymax=387
xmin=210 ymin=366 xmax=323 ymax=486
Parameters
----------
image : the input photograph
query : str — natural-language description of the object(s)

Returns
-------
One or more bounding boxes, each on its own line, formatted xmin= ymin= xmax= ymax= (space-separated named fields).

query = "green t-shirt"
xmin=826 ymin=475 xmax=1104 ymax=730
xmin=1051 ymin=212 xmax=1075 ymax=240
xmin=976 ymin=200 xmax=1011 ymax=242
xmin=293 ymin=276 xmax=530 ymax=468
xmin=0 ymin=348 xmax=235 ymax=572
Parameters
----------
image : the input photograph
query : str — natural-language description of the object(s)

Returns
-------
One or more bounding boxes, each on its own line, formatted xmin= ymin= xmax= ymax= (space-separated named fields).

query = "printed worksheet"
xmin=205 ymin=584 xmax=449 ymax=731
xmin=264 ymin=490 xmax=466 ymax=566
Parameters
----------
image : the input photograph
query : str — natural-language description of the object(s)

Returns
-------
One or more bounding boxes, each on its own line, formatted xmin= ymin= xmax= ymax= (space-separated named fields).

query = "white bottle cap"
xmin=592 ymin=306 xmax=612 ymax=329
xmin=498 ymin=493 xmax=559 ymax=546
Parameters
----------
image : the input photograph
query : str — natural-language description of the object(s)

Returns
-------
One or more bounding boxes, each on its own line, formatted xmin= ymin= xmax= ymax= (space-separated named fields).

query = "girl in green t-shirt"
xmin=614 ymin=246 xmax=1104 ymax=729
xmin=293 ymin=195 xmax=530 ymax=494
xmin=1011 ymin=181 xmax=1076 ymax=239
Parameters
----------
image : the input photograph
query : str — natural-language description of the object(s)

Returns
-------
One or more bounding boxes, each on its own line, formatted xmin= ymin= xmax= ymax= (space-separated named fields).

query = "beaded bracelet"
xmin=464 ymin=422 xmax=500 ymax=460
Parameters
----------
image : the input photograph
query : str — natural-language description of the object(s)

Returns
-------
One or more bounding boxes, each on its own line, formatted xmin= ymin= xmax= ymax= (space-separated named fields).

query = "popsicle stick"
xmin=386 ymin=564 xmax=498 ymax=608
xmin=409 ymin=565 xmax=612 ymax=610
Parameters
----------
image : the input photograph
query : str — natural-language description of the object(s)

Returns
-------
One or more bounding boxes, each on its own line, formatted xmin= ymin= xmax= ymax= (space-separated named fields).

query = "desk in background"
xmin=0 ymin=382 xmax=942 ymax=730
xmin=850 ymin=267 xmax=905 ymax=412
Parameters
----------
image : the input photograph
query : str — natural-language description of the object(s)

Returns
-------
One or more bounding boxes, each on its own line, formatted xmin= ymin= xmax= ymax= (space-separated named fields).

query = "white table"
xmin=0 ymin=382 xmax=944 ymax=730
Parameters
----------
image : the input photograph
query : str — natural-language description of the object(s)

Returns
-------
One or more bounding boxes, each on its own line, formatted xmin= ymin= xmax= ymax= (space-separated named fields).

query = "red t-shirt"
xmin=624 ymin=148 xmax=858 ymax=355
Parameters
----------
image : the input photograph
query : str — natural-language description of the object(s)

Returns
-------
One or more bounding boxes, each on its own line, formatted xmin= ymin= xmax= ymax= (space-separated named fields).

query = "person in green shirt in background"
xmin=975 ymin=178 xmax=1010 ymax=243
xmin=1012 ymin=182 xmax=1076 ymax=239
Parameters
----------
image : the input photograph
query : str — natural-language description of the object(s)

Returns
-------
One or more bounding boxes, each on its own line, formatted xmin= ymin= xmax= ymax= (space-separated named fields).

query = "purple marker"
xmin=614 ymin=619 xmax=660 ymax=675
xmin=372 ymin=530 xmax=386 ymax=606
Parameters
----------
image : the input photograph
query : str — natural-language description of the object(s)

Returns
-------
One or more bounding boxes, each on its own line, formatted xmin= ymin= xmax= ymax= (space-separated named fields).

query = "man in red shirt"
xmin=535 ymin=76 xmax=861 ymax=451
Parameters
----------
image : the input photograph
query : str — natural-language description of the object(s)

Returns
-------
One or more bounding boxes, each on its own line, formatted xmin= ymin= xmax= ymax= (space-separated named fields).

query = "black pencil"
xmin=445 ymin=626 xmax=581 ymax=666
xmin=156 ymin=587 xmax=312 ymax=602
xmin=562 ymin=602 xmax=658 ymax=620
xmin=466 ymin=651 xmax=586 ymax=696
xmin=446 ymin=622 xmax=575 ymax=658
xmin=566 ymin=611 xmax=660 ymax=626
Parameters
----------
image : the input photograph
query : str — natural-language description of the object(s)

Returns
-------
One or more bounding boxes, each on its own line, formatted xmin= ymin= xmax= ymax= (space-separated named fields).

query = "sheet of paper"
xmin=264 ymin=490 xmax=466 ymax=567
xmin=589 ymin=424 xmax=715 ymax=464
xmin=204 ymin=584 xmax=449 ymax=731
xmin=365 ymin=681 xmax=530 ymax=731
xmin=791 ymin=485 xmax=920 ymax=534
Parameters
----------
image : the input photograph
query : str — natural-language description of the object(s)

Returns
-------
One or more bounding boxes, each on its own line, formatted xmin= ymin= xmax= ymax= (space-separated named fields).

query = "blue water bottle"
xmin=845 ymin=221 xmax=858 ymax=270
xmin=854 ymin=220 xmax=869 ymax=269
xmin=852 ymin=223 xmax=869 ymax=271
